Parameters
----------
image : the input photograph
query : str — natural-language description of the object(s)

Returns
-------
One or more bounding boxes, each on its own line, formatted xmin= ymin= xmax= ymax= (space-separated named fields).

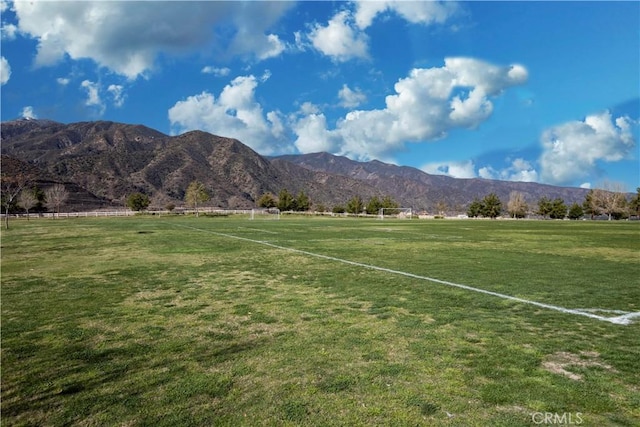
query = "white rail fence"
xmin=3 ymin=208 xmax=254 ymax=219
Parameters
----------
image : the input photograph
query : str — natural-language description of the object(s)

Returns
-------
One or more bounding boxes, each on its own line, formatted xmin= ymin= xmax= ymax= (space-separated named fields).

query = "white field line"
xmin=170 ymin=223 xmax=637 ymax=326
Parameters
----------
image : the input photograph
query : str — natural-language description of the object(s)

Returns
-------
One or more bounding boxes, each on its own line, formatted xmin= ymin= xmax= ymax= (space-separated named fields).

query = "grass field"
xmin=2 ymin=215 xmax=639 ymax=426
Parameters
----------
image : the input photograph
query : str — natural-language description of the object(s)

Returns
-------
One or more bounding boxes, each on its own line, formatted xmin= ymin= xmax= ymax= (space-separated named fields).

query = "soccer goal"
xmin=250 ymin=208 xmax=280 ymax=220
xmin=378 ymin=207 xmax=412 ymax=220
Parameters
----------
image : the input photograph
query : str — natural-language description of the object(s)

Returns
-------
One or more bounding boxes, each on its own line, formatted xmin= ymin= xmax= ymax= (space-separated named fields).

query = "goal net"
xmin=250 ymin=208 xmax=280 ymax=220
xmin=378 ymin=207 xmax=412 ymax=220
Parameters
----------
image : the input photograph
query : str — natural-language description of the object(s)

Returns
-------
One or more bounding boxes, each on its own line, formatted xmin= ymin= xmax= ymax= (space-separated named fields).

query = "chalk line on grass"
xmin=169 ymin=223 xmax=636 ymax=326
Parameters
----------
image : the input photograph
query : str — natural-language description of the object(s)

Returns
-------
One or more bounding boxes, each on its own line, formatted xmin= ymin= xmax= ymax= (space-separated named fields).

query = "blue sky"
xmin=1 ymin=1 xmax=638 ymax=191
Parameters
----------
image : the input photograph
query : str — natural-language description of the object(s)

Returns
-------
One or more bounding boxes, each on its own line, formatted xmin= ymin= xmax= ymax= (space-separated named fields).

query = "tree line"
xmin=256 ymin=189 xmax=401 ymax=215
xmin=4 ymin=172 xmax=637 ymax=228
xmin=468 ymin=186 xmax=640 ymax=220
xmin=127 ymin=180 xmax=211 ymax=216
xmin=1 ymin=179 xmax=69 ymax=229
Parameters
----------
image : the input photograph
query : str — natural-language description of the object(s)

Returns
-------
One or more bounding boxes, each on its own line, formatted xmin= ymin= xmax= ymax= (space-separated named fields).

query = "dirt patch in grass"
xmin=542 ymin=351 xmax=616 ymax=381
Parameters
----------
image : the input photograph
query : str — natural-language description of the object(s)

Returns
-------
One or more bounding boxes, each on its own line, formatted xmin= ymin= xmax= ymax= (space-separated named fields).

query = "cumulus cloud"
xmin=304 ymin=1 xmax=458 ymax=62
xmin=338 ymin=84 xmax=367 ymax=108
xmin=168 ymin=75 xmax=293 ymax=155
xmin=539 ymin=111 xmax=636 ymax=185
xmin=354 ymin=0 xmax=459 ymax=30
xmin=57 ymin=77 xmax=70 ymax=86
xmin=0 ymin=56 xmax=10 ymax=85
xmin=291 ymin=57 xmax=528 ymax=161
xmin=478 ymin=158 xmax=539 ymax=182
xmin=13 ymin=1 xmax=292 ymax=79
xmin=21 ymin=106 xmax=37 ymax=119
xmin=308 ymin=10 xmax=369 ymax=62
xmin=422 ymin=160 xmax=477 ymax=179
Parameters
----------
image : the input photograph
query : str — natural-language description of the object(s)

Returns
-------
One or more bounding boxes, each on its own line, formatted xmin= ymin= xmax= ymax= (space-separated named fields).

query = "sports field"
xmin=2 ymin=216 xmax=639 ymax=426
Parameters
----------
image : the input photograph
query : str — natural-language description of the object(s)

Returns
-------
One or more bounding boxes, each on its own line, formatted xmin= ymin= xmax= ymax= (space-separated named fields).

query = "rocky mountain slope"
xmin=2 ymin=118 xmax=590 ymax=212
xmin=1 ymin=119 xmax=383 ymax=210
xmin=274 ymin=152 xmax=590 ymax=211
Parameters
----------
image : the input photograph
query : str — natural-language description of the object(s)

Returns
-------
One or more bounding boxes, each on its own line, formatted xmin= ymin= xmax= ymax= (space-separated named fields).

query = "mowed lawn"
xmin=1 ymin=216 xmax=639 ymax=426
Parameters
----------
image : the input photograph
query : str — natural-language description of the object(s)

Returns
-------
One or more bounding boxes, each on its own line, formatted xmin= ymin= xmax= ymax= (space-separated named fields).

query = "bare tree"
xmin=1 ymin=157 xmax=35 ymax=229
xmin=507 ymin=191 xmax=528 ymax=218
xmin=435 ymin=200 xmax=448 ymax=217
xmin=590 ymin=181 xmax=627 ymax=220
xmin=18 ymin=188 xmax=38 ymax=221
xmin=45 ymin=184 xmax=69 ymax=218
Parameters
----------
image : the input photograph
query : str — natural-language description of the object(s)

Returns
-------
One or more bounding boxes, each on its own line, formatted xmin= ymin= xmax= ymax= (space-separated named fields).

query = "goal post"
xmin=378 ymin=207 xmax=412 ymax=220
xmin=250 ymin=208 xmax=280 ymax=220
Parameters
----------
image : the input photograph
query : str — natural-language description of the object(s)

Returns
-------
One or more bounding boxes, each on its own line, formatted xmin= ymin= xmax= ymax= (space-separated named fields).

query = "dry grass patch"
xmin=542 ymin=351 xmax=617 ymax=381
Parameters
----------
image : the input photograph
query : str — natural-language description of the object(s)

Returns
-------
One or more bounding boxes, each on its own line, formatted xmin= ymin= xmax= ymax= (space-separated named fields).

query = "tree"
xmin=18 ymin=188 xmax=38 ymax=220
xmin=567 ymin=203 xmax=584 ymax=220
xmin=346 ymin=195 xmax=364 ymax=215
xmin=435 ymin=200 xmax=448 ymax=217
xmin=537 ymin=196 xmax=553 ymax=219
xmin=548 ymin=198 xmax=567 ymax=219
xmin=507 ymin=191 xmax=527 ymax=218
xmin=277 ymin=189 xmax=296 ymax=211
xmin=583 ymin=190 xmax=599 ymax=219
xmin=257 ymin=193 xmax=277 ymax=208
xmin=185 ymin=180 xmax=210 ymax=217
xmin=591 ymin=181 xmax=628 ymax=220
xmin=481 ymin=193 xmax=502 ymax=219
xmin=366 ymin=196 xmax=382 ymax=215
xmin=629 ymin=188 xmax=640 ymax=218
xmin=380 ymin=196 xmax=399 ymax=210
xmin=467 ymin=198 xmax=483 ymax=218
xmin=296 ymin=191 xmax=311 ymax=211
xmin=44 ymin=184 xmax=69 ymax=218
xmin=1 ymin=159 xmax=34 ymax=229
xmin=127 ymin=192 xmax=151 ymax=211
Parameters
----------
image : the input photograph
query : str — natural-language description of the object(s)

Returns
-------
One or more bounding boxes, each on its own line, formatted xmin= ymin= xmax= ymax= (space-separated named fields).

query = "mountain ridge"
xmin=1 ymin=119 xmax=591 ymax=212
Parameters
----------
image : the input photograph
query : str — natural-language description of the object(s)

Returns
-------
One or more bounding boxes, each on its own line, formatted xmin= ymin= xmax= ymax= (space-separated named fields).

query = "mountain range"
xmin=1 ymin=118 xmax=591 ymax=213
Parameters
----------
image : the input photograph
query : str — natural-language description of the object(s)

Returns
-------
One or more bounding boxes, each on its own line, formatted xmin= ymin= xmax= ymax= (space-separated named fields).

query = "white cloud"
xmin=81 ymin=80 xmax=101 ymax=106
xmin=539 ymin=111 xmax=636 ymax=185
xmin=422 ymin=160 xmax=477 ymax=179
xmin=580 ymin=182 xmax=592 ymax=189
xmin=168 ymin=75 xmax=293 ymax=155
xmin=338 ymin=84 xmax=367 ymax=108
xmin=1 ymin=22 xmax=17 ymax=40
xmin=57 ymin=77 xmax=70 ymax=86
xmin=80 ymin=80 xmax=105 ymax=115
xmin=202 ymin=66 xmax=231 ymax=77
xmin=354 ymin=0 xmax=459 ymax=30
xmin=479 ymin=158 xmax=539 ymax=182
xmin=107 ymin=84 xmax=125 ymax=108
xmin=20 ymin=106 xmax=37 ymax=119
xmin=308 ymin=10 xmax=369 ymax=62
xmin=13 ymin=2 xmax=292 ymax=79
xmin=291 ymin=57 xmax=528 ymax=161
xmin=260 ymin=69 xmax=272 ymax=83
xmin=305 ymin=0 xmax=459 ymax=62
xmin=290 ymin=106 xmax=340 ymax=154
xmin=0 ymin=56 xmax=10 ymax=85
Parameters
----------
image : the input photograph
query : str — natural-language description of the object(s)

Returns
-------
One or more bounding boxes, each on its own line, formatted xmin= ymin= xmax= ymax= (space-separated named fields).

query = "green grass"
xmin=2 ymin=216 xmax=639 ymax=426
